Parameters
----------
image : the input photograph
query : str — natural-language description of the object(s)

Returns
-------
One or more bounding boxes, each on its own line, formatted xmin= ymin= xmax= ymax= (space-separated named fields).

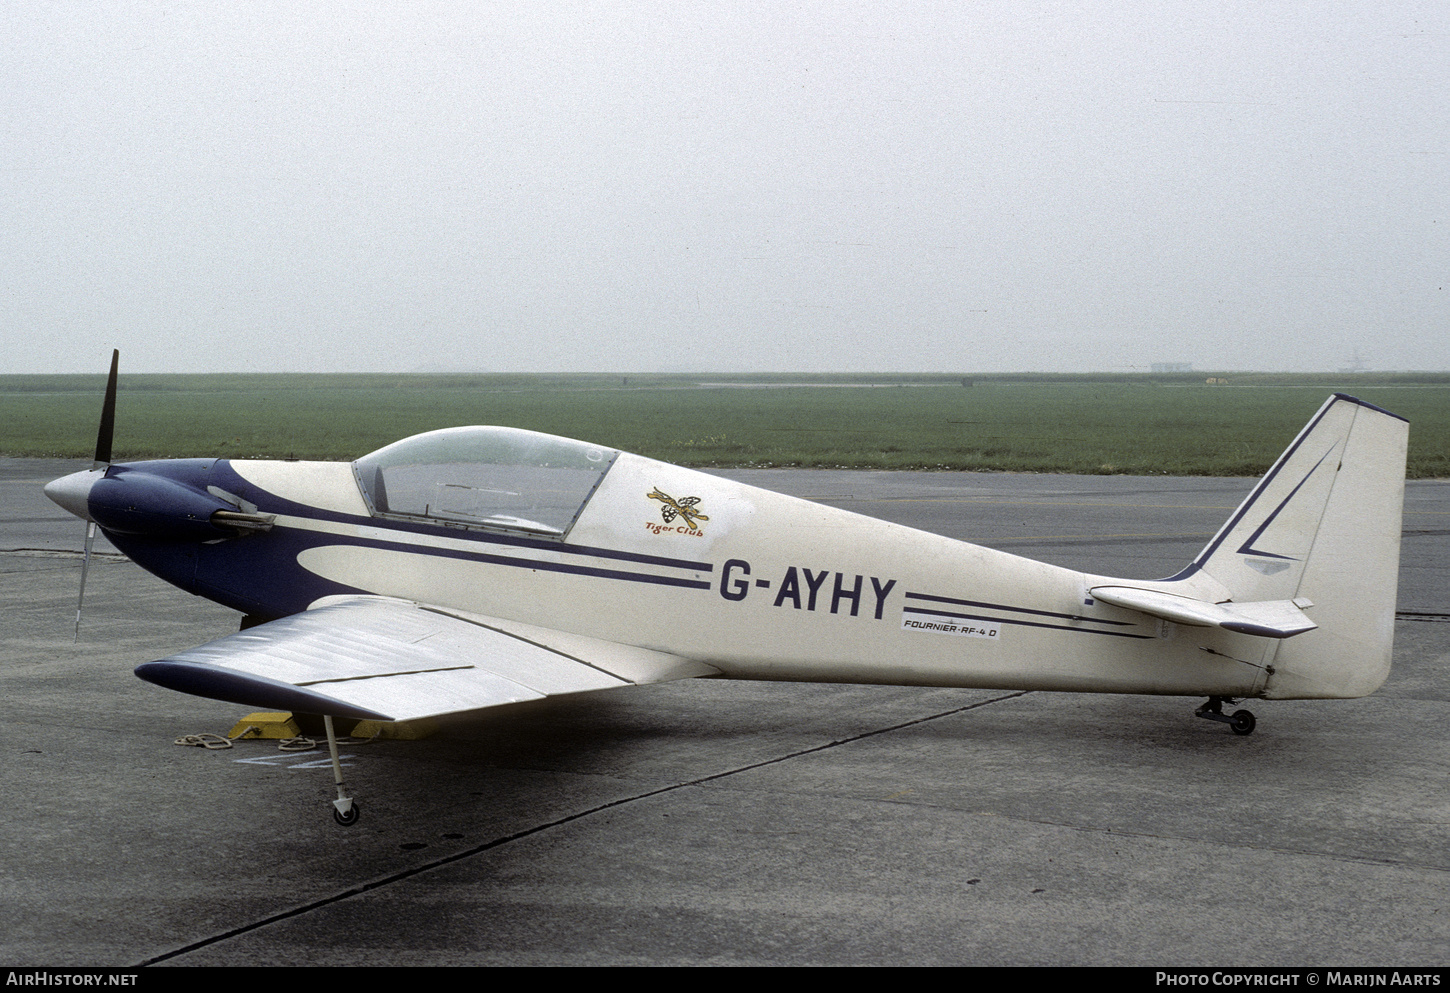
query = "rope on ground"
xmin=173 ymin=733 xmax=233 ymax=750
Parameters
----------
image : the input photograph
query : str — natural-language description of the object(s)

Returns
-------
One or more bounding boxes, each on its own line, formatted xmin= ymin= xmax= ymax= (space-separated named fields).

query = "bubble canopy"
xmin=352 ymin=426 xmax=619 ymax=536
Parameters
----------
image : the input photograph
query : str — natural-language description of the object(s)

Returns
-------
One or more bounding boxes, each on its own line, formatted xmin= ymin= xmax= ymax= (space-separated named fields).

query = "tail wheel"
xmin=1230 ymin=710 xmax=1256 ymax=736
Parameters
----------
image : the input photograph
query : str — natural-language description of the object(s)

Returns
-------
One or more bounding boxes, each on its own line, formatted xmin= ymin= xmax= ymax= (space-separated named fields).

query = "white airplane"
xmin=46 ymin=354 xmax=1408 ymax=825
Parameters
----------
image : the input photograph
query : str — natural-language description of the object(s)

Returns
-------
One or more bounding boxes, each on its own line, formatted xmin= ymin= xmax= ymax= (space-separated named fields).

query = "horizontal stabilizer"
xmin=136 ymin=595 xmax=718 ymax=722
xmin=1090 ymin=586 xmax=1317 ymax=639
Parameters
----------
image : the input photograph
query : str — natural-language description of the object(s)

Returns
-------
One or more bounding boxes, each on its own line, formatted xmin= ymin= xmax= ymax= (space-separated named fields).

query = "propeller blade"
xmin=93 ymin=348 xmax=118 ymax=469
xmin=77 ymin=349 xmax=117 ymax=638
xmin=75 ymin=522 xmax=96 ymax=642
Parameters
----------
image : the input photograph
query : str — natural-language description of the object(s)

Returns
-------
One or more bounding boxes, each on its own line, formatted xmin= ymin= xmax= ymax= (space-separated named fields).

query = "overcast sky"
xmin=3 ymin=1 xmax=1446 ymax=374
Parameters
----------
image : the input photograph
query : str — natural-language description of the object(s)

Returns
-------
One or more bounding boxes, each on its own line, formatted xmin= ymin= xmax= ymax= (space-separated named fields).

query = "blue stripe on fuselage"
xmin=902 ymin=604 xmax=1153 ymax=639
xmin=291 ymin=529 xmax=716 ymax=590
xmin=904 ymin=591 xmax=1137 ymax=627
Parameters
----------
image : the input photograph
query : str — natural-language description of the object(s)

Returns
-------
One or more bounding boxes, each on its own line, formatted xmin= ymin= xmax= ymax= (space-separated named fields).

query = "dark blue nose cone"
xmin=89 ymin=462 xmax=234 ymax=540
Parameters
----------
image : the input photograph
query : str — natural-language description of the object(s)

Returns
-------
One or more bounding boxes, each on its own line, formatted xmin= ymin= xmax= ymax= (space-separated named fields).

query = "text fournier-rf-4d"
xmin=45 ymin=354 xmax=1408 ymax=824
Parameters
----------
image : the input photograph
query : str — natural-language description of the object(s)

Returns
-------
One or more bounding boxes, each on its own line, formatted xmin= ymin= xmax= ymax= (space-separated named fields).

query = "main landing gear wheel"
xmin=1194 ymin=696 xmax=1257 ymax=736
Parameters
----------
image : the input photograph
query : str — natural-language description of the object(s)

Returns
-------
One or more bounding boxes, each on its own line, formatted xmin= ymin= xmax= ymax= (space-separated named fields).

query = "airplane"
xmin=45 ymin=353 xmax=1408 ymax=825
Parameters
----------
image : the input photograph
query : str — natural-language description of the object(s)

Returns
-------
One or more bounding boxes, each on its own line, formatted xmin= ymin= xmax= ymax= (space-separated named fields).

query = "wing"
xmin=134 ymin=595 xmax=719 ymax=722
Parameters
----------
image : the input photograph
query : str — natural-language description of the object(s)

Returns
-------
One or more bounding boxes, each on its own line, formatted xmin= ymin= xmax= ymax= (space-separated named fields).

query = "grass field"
xmin=2 ymin=371 xmax=1447 ymax=477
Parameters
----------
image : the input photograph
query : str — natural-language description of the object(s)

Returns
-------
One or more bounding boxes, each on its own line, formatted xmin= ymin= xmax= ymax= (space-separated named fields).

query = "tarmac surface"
xmin=2 ymin=458 xmax=1447 ymax=966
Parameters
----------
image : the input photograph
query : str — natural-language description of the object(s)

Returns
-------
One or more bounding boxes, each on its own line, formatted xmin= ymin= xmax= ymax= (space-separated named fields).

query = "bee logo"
xmin=648 ymin=488 xmax=709 ymax=530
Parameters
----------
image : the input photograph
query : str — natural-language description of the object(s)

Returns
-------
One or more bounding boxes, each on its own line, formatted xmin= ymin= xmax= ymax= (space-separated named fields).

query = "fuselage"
xmin=50 ymin=437 xmax=1279 ymax=700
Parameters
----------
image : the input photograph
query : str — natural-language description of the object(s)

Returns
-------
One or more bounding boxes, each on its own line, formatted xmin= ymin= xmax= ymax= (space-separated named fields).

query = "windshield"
xmin=353 ymin=426 xmax=618 ymax=536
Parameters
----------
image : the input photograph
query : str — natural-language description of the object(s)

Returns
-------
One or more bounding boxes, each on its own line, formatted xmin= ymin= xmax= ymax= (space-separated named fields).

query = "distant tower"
xmin=1338 ymin=350 xmax=1370 ymax=374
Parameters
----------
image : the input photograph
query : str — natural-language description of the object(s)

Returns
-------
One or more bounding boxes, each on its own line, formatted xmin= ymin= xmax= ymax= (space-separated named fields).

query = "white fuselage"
xmin=225 ymin=453 xmax=1273 ymax=699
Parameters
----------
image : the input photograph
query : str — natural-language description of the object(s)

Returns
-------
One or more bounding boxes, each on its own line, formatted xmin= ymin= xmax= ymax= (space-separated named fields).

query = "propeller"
xmin=75 ymin=349 xmax=119 ymax=641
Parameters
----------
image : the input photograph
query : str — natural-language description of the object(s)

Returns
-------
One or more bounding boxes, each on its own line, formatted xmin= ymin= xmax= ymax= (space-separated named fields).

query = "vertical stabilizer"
xmin=1175 ymin=395 xmax=1407 ymax=698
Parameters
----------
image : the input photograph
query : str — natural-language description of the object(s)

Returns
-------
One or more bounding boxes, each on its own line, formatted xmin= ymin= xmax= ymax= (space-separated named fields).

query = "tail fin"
xmin=1173 ymin=394 xmax=1408 ymax=698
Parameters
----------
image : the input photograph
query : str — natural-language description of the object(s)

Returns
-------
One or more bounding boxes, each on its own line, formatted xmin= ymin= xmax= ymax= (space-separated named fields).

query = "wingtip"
xmin=135 ymin=660 xmax=395 ymax=720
